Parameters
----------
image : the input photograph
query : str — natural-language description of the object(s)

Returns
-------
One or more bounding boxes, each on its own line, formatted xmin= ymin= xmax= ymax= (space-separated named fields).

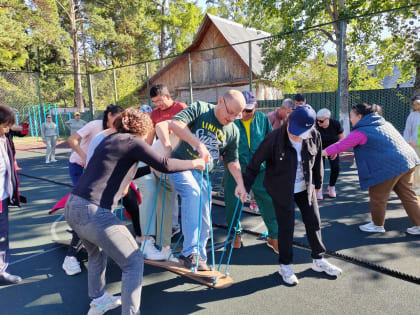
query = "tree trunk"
xmin=414 ymin=65 xmax=420 ymax=96
xmin=338 ymin=30 xmax=350 ymax=135
xmin=69 ymin=0 xmax=84 ymax=112
xmin=159 ymin=0 xmax=167 ymax=69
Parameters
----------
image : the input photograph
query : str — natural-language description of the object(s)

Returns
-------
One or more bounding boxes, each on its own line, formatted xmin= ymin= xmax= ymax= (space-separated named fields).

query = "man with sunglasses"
xmin=224 ymin=91 xmax=279 ymax=252
xmin=156 ymin=90 xmax=248 ymax=271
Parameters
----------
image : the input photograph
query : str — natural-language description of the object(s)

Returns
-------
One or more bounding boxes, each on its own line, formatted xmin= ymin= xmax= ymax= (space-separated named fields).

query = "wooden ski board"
xmin=145 ymin=259 xmax=233 ymax=289
xmin=211 ymin=192 xmax=261 ymax=216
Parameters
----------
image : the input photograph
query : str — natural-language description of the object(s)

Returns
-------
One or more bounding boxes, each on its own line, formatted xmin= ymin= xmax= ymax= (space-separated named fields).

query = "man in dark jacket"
xmin=238 ymin=105 xmax=342 ymax=285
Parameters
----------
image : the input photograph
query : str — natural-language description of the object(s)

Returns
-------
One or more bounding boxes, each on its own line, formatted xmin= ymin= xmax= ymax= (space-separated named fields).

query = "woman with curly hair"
xmin=64 ymin=107 xmax=205 ymax=315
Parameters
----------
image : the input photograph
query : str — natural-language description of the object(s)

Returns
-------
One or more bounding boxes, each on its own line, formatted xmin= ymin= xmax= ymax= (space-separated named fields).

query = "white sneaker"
xmin=407 ymin=226 xmax=420 ymax=235
xmin=327 ymin=186 xmax=336 ymax=198
xmin=62 ymin=256 xmax=81 ymax=276
xmin=316 ymin=190 xmax=323 ymax=200
xmin=278 ymin=264 xmax=299 ymax=285
xmin=142 ymin=238 xmax=165 ymax=260
xmin=87 ymin=292 xmax=121 ymax=315
xmin=312 ymin=258 xmax=342 ymax=276
xmin=359 ymin=221 xmax=385 ymax=233
xmin=45 ymin=160 xmax=50 ymax=164
xmin=50 ymin=159 xmax=58 ymax=162
xmin=160 ymin=246 xmax=179 ymax=262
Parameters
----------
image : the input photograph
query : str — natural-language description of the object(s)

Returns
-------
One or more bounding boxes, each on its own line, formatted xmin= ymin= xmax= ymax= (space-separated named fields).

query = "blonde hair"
xmin=114 ymin=107 xmax=153 ymax=138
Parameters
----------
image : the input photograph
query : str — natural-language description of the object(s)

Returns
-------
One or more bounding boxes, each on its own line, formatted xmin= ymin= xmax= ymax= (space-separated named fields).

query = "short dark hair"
xmin=0 ymin=105 xmax=15 ymax=126
xmin=150 ymin=84 xmax=170 ymax=98
xmin=103 ymin=104 xmax=123 ymax=129
xmin=412 ymin=95 xmax=420 ymax=102
xmin=294 ymin=93 xmax=305 ymax=102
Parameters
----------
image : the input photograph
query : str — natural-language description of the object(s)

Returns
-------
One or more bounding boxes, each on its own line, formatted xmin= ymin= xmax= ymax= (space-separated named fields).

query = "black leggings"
xmin=66 ymin=186 xmax=142 ymax=257
xmin=323 ymin=155 xmax=340 ymax=187
xmin=123 ymin=185 xmax=142 ymax=237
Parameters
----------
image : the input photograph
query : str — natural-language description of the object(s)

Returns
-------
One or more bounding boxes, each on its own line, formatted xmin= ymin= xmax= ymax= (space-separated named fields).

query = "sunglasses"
xmin=317 ymin=119 xmax=328 ymax=123
xmin=243 ymin=109 xmax=254 ymax=113
xmin=47 ymin=116 xmax=52 ymax=118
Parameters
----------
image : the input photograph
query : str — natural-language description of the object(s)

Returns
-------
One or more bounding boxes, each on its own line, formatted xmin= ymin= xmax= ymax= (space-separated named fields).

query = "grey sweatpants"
xmin=64 ymin=194 xmax=143 ymax=315
xmin=45 ymin=135 xmax=57 ymax=161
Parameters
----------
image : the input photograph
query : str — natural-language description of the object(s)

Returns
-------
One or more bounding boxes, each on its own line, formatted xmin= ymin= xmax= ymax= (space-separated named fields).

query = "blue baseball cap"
xmin=242 ymin=91 xmax=256 ymax=110
xmin=288 ymin=104 xmax=316 ymax=137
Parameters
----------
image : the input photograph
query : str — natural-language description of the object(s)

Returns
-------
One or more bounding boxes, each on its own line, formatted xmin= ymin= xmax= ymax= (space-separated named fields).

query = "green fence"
xmin=257 ymin=87 xmax=413 ymax=133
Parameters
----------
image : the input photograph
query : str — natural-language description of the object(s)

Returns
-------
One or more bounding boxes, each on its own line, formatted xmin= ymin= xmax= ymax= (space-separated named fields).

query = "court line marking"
xmin=10 ymin=245 xmax=64 ymax=266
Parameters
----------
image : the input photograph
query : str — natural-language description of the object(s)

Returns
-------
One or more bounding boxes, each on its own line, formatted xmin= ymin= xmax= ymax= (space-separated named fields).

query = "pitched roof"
xmin=139 ymin=14 xmax=270 ymax=94
xmin=200 ymin=14 xmax=270 ymax=76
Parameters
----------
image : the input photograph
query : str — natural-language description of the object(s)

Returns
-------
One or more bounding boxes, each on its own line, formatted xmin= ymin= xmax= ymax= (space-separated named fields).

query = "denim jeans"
xmin=68 ymin=162 xmax=83 ymax=186
xmin=136 ymin=167 xmax=175 ymax=247
xmin=65 ymin=194 xmax=143 ymax=315
xmin=0 ymin=199 xmax=9 ymax=274
xmin=168 ymin=170 xmax=211 ymax=261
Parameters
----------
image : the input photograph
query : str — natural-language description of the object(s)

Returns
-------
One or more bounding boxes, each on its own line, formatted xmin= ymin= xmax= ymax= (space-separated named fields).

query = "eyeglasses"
xmin=223 ymin=97 xmax=242 ymax=119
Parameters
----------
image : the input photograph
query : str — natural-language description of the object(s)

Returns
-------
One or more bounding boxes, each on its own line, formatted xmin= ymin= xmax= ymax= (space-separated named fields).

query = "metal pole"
xmin=146 ymin=63 xmax=151 ymax=107
xmin=113 ymin=69 xmax=118 ymax=105
xmin=28 ymin=107 xmax=34 ymax=137
xmin=32 ymin=106 xmax=39 ymax=137
xmin=42 ymin=105 xmax=47 ymax=122
xmin=37 ymin=106 xmax=42 ymax=128
xmin=249 ymin=41 xmax=253 ymax=92
xmin=48 ymin=104 xmax=52 ymax=116
xmin=188 ymin=53 xmax=193 ymax=104
xmin=87 ymin=73 xmax=94 ymax=120
xmin=54 ymin=104 xmax=60 ymax=137
xmin=336 ymin=21 xmax=344 ymax=121
xmin=35 ymin=72 xmax=43 ymax=108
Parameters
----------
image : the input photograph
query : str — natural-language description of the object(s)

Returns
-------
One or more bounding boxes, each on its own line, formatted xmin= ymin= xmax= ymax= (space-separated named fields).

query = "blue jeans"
xmin=65 ymin=194 xmax=143 ymax=315
xmin=0 ymin=199 xmax=9 ymax=274
xmin=68 ymin=162 xmax=83 ymax=186
xmin=168 ymin=170 xmax=211 ymax=261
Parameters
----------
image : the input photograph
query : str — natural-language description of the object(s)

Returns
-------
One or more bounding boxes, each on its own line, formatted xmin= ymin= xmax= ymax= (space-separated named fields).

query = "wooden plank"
xmin=145 ymin=259 xmax=233 ymax=289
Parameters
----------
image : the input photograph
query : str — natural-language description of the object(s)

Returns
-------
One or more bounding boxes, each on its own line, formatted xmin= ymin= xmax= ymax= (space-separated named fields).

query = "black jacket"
xmin=243 ymin=125 xmax=323 ymax=207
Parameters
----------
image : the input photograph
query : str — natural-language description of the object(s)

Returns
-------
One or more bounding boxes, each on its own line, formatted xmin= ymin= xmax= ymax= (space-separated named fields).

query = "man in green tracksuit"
xmin=224 ymin=91 xmax=279 ymax=253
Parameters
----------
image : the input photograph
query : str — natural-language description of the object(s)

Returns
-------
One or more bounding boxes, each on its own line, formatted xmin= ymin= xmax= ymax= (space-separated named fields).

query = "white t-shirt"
xmin=289 ymin=136 xmax=306 ymax=194
xmin=69 ymin=120 xmax=103 ymax=166
xmin=0 ymin=140 xmax=8 ymax=200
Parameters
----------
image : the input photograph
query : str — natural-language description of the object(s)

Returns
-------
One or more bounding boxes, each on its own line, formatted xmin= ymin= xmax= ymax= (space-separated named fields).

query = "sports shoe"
xmin=278 ymin=264 xmax=298 ymax=285
xmin=0 ymin=272 xmax=22 ymax=285
xmin=327 ymin=186 xmax=336 ymax=198
xmin=249 ymin=202 xmax=260 ymax=214
xmin=87 ymin=292 xmax=121 ymax=315
xmin=406 ymin=226 xmax=420 ymax=235
xmin=50 ymin=159 xmax=58 ymax=162
xmin=141 ymin=238 xmax=165 ymax=261
xmin=312 ymin=258 xmax=342 ymax=276
xmin=267 ymin=237 xmax=279 ymax=254
xmin=160 ymin=246 xmax=179 ymax=262
xmin=62 ymin=256 xmax=82 ymax=276
xmin=45 ymin=160 xmax=50 ymax=164
xmin=316 ymin=190 xmax=323 ymax=200
xmin=359 ymin=221 xmax=385 ymax=233
xmin=179 ymin=254 xmax=210 ymax=271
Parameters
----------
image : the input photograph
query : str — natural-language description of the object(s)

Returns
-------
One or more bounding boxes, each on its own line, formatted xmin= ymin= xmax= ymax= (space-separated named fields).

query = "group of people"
xmin=1 ymin=88 xmax=420 ymax=315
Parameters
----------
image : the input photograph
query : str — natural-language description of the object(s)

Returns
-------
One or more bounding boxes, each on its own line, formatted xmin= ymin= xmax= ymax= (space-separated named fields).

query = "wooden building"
xmin=138 ymin=14 xmax=282 ymax=103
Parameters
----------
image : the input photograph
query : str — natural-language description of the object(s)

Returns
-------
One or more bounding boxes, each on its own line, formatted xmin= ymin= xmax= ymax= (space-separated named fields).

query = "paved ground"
xmin=0 ymin=141 xmax=419 ymax=315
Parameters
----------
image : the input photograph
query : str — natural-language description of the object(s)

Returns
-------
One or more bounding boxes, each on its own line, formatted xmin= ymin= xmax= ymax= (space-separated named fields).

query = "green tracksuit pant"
xmin=224 ymin=169 xmax=278 ymax=238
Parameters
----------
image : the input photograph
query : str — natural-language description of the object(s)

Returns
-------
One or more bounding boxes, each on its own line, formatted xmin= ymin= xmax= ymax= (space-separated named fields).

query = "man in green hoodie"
xmin=224 ymin=91 xmax=278 ymax=253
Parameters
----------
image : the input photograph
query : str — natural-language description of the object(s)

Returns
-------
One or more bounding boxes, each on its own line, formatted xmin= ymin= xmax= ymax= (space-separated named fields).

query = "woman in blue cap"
xmin=238 ymin=104 xmax=342 ymax=285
